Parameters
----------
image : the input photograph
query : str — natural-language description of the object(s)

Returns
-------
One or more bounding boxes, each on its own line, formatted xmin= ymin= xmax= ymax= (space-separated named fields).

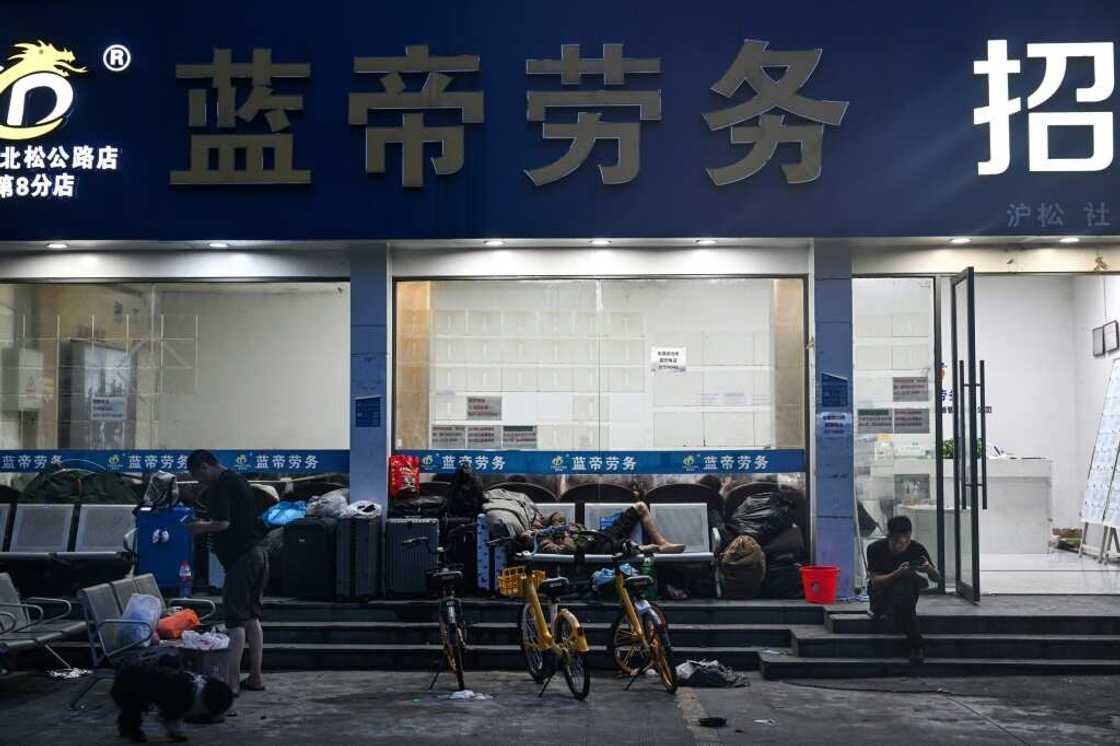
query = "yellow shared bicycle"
xmin=489 ymin=532 xmax=591 ymax=699
xmin=593 ymin=535 xmax=678 ymax=694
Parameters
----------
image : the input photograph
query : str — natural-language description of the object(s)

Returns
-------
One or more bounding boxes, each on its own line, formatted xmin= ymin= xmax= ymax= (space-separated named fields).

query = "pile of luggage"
xmin=716 ymin=485 xmax=808 ymax=600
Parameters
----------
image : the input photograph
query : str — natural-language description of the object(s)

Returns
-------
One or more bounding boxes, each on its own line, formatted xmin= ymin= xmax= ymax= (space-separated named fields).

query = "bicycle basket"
xmin=498 ymin=566 xmax=545 ymax=598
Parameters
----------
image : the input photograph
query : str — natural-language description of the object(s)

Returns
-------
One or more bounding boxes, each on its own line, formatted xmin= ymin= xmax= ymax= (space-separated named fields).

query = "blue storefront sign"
xmin=401 ymin=449 xmax=805 ymax=475
xmin=0 ymin=450 xmax=350 ymax=475
xmin=2 ymin=1 xmax=1119 ymax=240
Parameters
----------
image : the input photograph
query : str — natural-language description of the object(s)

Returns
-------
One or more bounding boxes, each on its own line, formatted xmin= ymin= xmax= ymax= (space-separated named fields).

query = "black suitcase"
xmin=283 ymin=517 xmax=337 ymax=600
xmin=336 ymin=516 xmax=381 ymax=599
xmin=384 ymin=518 xmax=438 ymax=596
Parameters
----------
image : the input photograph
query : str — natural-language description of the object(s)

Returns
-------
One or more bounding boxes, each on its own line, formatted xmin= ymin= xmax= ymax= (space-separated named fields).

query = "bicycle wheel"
xmin=555 ymin=610 xmax=590 ymax=700
xmin=644 ymin=613 xmax=677 ymax=694
xmin=519 ymin=602 xmax=549 ymax=683
xmin=446 ymin=624 xmax=466 ymax=692
xmin=607 ymin=611 xmax=649 ymax=677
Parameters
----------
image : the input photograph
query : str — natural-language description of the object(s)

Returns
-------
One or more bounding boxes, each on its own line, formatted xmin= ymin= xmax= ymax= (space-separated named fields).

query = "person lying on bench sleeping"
xmin=527 ymin=502 xmax=685 ymax=556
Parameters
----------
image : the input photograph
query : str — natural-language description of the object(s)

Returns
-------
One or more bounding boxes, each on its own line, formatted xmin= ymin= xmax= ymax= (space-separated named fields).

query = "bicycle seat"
xmin=624 ymin=575 xmax=655 ymax=592
xmin=427 ymin=569 xmax=463 ymax=584
xmin=537 ymin=577 xmax=571 ymax=597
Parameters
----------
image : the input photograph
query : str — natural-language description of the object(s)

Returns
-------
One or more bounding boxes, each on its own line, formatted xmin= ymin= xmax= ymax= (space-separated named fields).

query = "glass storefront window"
xmin=852 ymin=277 xmax=938 ymax=576
xmin=395 ymin=276 xmax=806 ymax=496
xmin=0 ymin=282 xmax=350 ymax=453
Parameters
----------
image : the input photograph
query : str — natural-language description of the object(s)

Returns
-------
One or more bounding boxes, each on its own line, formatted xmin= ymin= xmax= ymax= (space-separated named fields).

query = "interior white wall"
xmin=424 ymin=278 xmax=779 ymax=450
xmin=155 ymin=285 xmax=350 ymax=449
xmin=940 ymin=275 xmax=1079 ymax=529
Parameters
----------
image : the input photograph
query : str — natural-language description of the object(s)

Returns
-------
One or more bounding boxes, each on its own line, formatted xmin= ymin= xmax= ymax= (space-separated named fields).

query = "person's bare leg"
xmin=244 ymin=618 xmax=265 ymax=688
xmin=633 ymin=502 xmax=685 ymax=553
xmin=226 ymin=626 xmax=246 ymax=692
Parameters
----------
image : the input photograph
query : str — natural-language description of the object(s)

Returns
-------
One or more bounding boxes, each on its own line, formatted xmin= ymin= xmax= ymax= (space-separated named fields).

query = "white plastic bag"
xmin=181 ymin=630 xmax=230 ymax=651
xmin=307 ymin=488 xmax=350 ymax=518
xmin=340 ymin=500 xmax=381 ymax=520
xmin=116 ymin=593 xmax=162 ymax=650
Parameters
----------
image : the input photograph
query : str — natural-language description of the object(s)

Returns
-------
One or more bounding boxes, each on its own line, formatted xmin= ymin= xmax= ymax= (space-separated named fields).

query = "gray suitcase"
xmin=336 ymin=516 xmax=381 ymax=599
xmin=384 ymin=518 xmax=438 ymax=596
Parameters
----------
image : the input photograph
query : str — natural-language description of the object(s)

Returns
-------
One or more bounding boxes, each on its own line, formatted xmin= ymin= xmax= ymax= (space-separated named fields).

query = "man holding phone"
xmin=867 ymin=515 xmax=941 ymax=663
xmin=183 ymin=450 xmax=268 ymax=694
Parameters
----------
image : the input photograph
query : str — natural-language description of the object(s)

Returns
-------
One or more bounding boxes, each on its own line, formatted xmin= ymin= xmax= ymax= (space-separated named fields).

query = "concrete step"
xmin=827 ymin=612 xmax=1120 ymax=636
xmin=758 ymin=651 xmax=1120 ymax=679
xmin=794 ymin=630 xmax=1120 ymax=660
xmin=261 ymin=643 xmax=768 ymax=671
xmin=262 ymin=620 xmax=793 ymax=649
xmin=246 ymin=598 xmax=827 ymax=626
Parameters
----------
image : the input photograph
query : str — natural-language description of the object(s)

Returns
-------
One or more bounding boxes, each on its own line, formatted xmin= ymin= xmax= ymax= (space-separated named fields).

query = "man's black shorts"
xmin=590 ymin=506 xmax=640 ymax=553
xmin=222 ymin=543 xmax=269 ymax=629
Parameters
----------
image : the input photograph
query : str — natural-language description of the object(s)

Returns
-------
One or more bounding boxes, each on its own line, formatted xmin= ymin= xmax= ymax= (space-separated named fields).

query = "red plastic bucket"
xmin=800 ymin=565 xmax=839 ymax=604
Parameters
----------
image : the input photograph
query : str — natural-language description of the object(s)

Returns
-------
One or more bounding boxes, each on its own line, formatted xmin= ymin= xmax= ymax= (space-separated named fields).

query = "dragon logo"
xmin=0 ymin=41 xmax=87 ymax=141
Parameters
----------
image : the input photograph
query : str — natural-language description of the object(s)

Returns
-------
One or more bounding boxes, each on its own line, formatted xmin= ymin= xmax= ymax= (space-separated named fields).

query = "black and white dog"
xmin=110 ymin=659 xmax=235 ymax=742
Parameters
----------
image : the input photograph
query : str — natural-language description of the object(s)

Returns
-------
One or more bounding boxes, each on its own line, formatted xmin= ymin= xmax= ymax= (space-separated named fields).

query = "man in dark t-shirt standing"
xmin=866 ymin=516 xmax=941 ymax=664
xmin=184 ymin=450 xmax=268 ymax=693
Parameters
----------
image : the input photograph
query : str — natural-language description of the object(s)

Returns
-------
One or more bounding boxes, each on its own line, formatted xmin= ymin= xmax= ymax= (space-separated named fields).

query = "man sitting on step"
xmin=867 ymin=515 xmax=941 ymax=664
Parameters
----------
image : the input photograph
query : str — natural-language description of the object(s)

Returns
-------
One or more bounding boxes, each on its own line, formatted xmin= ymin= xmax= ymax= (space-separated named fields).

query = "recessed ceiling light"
xmin=1059 ymin=236 xmax=1080 ymax=244
xmin=590 ymin=239 xmax=611 ymax=246
xmin=208 ymin=241 xmax=230 ymax=249
xmin=695 ymin=239 xmax=717 ymax=246
xmin=483 ymin=239 xmax=505 ymax=247
xmin=949 ymin=237 xmax=971 ymax=244
xmin=46 ymin=242 xmax=68 ymax=249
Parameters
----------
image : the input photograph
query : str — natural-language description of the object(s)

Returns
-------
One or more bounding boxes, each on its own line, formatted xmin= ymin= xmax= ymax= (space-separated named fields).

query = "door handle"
xmin=958 ymin=359 xmax=967 ymax=510
xmin=979 ymin=359 xmax=988 ymax=510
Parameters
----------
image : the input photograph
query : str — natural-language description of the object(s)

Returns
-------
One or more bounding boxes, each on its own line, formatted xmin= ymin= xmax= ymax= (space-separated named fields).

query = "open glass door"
xmin=950 ymin=268 xmax=985 ymax=602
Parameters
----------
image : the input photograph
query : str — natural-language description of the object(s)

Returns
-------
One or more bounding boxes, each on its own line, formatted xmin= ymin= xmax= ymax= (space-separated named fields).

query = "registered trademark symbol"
xmin=102 ymin=44 xmax=131 ymax=72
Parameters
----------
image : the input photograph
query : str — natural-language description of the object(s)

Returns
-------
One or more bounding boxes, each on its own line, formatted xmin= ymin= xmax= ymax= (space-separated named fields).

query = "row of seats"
xmin=0 ymin=503 xmax=135 ymax=558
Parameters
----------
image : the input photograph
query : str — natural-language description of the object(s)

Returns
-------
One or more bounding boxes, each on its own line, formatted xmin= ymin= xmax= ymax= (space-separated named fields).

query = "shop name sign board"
xmin=0 ymin=450 xmax=348 ymax=474
xmin=402 ymin=449 xmax=805 ymax=475
xmin=6 ymin=0 xmax=1120 ymax=239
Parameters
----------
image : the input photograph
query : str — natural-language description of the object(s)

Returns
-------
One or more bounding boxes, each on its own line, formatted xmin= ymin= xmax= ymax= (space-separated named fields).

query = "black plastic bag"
xmin=445 ymin=463 xmax=485 ymax=518
xmin=724 ymin=491 xmax=794 ymax=544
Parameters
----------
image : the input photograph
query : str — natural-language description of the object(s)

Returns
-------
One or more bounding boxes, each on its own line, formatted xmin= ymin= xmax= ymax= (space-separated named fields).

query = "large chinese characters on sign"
xmin=168 ymin=40 xmax=844 ymax=191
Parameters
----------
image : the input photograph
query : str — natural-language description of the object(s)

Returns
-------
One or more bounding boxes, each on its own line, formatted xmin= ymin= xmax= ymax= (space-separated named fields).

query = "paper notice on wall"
xmin=818 ymin=412 xmax=851 ymax=439
xmin=90 ymin=396 xmax=127 ymax=422
xmin=466 ymin=396 xmax=502 ymax=420
xmin=466 ymin=425 xmax=501 ymax=449
xmin=892 ymin=376 xmax=929 ymax=402
xmin=857 ymin=408 xmax=893 ymax=433
xmin=502 ymin=425 xmax=537 ymax=449
xmin=650 ymin=346 xmax=686 ymax=372
xmin=892 ymin=408 xmax=930 ymax=434
xmin=430 ymin=425 xmax=467 ymax=449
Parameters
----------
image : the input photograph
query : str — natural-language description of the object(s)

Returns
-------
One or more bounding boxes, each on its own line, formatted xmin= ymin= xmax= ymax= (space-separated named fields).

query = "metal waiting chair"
xmin=1 ymin=504 xmax=74 ymax=559
xmin=58 ymin=505 xmax=136 ymax=560
xmin=71 ymin=572 xmax=214 ymax=709
xmin=108 ymin=575 xmax=215 ymax=624
xmin=0 ymin=572 xmax=82 ymax=672
xmin=490 ymin=481 xmax=557 ymax=503
xmin=0 ymin=503 xmax=10 ymax=550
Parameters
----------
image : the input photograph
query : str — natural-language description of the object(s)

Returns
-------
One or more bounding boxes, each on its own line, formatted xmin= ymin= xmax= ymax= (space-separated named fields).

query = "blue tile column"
xmin=350 ymin=247 xmax=389 ymax=512
xmin=811 ymin=242 xmax=857 ymax=597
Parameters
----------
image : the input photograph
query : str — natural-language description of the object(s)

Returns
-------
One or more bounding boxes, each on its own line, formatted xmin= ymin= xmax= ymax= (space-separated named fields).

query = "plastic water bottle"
xmin=178 ymin=560 xmax=193 ymax=598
